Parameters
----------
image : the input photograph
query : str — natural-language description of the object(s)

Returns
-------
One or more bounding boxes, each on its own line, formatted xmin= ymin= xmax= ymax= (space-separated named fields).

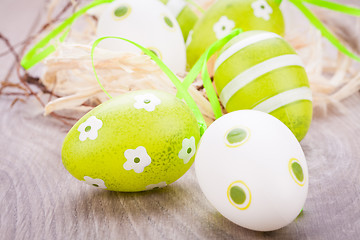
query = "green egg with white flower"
xmin=186 ymin=0 xmax=284 ymax=69
xmin=214 ymin=30 xmax=312 ymax=141
xmin=160 ymin=0 xmax=198 ymax=41
xmin=61 ymin=90 xmax=200 ymax=192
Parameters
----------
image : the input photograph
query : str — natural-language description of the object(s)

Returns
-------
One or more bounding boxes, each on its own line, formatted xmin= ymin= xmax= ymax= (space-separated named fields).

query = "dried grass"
xmin=39 ymin=0 xmax=360 ymax=123
xmin=42 ymin=43 xmax=216 ymax=124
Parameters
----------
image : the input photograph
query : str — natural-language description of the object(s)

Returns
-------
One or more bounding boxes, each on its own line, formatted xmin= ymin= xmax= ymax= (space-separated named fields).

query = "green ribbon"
xmin=19 ymin=0 xmax=210 ymax=135
xmin=91 ymin=36 xmax=208 ymax=135
xmin=20 ymin=0 xmax=203 ymax=70
xmin=21 ymin=0 xmax=360 ymax=69
xmin=300 ymin=0 xmax=360 ymax=16
xmin=288 ymin=0 xmax=360 ymax=62
xmin=21 ymin=0 xmax=115 ymax=70
xmin=19 ymin=0 xmax=360 ymax=131
xmin=178 ymin=29 xmax=243 ymax=119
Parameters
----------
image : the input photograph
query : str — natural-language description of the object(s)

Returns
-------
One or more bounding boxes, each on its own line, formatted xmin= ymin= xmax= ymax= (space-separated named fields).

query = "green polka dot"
xmin=114 ymin=6 xmax=128 ymax=18
xmin=92 ymin=184 xmax=99 ymax=187
xmin=227 ymin=128 xmax=247 ymax=144
xmin=85 ymin=126 xmax=91 ymax=132
xmin=145 ymin=48 xmax=161 ymax=59
xmin=292 ymin=162 xmax=304 ymax=182
xmin=187 ymin=148 xmax=192 ymax=154
xmin=149 ymin=49 xmax=158 ymax=57
xmin=230 ymin=186 xmax=246 ymax=205
xmin=164 ymin=16 xmax=173 ymax=28
xmin=134 ymin=157 xmax=140 ymax=163
xmin=144 ymin=99 xmax=151 ymax=104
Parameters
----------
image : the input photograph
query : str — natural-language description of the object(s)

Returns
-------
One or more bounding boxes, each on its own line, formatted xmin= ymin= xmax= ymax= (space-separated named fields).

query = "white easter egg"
xmin=96 ymin=0 xmax=186 ymax=74
xmin=195 ymin=110 xmax=308 ymax=231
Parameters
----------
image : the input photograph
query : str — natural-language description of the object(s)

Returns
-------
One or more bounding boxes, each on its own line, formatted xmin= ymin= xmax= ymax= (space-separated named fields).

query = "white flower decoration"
xmin=133 ymin=93 xmax=161 ymax=112
xmin=251 ymin=0 xmax=273 ymax=21
xmin=186 ymin=30 xmax=193 ymax=47
xmin=178 ymin=136 xmax=196 ymax=164
xmin=77 ymin=116 xmax=103 ymax=141
xmin=83 ymin=176 xmax=107 ymax=189
xmin=124 ymin=146 xmax=152 ymax=173
xmin=213 ymin=16 xmax=235 ymax=39
xmin=145 ymin=181 xmax=167 ymax=191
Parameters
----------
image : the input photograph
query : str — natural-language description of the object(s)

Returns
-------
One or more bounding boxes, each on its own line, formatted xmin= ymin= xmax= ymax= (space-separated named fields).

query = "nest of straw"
xmin=37 ymin=0 xmax=360 ymax=123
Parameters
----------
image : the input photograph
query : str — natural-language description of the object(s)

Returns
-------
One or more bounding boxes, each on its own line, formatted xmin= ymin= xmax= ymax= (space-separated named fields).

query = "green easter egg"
xmin=186 ymin=0 xmax=284 ymax=69
xmin=160 ymin=0 xmax=198 ymax=41
xmin=62 ymin=90 xmax=200 ymax=192
xmin=214 ymin=30 xmax=312 ymax=141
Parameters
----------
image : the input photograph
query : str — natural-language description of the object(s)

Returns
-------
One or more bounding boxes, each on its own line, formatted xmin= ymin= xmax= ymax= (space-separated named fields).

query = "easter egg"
xmin=195 ymin=110 xmax=309 ymax=231
xmin=159 ymin=0 xmax=198 ymax=41
xmin=62 ymin=90 xmax=200 ymax=192
xmin=96 ymin=0 xmax=186 ymax=74
xmin=214 ymin=30 xmax=312 ymax=141
xmin=186 ymin=0 xmax=285 ymax=68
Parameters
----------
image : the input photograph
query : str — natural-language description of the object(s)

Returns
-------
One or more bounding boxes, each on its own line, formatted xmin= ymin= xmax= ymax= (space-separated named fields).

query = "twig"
xmin=3 ymin=92 xmax=30 ymax=96
xmin=40 ymin=2 xmax=73 ymax=34
xmin=0 ymin=40 xmax=28 ymax=57
xmin=0 ymin=33 xmax=22 ymax=67
xmin=1 ymin=0 xmax=83 ymax=126
xmin=10 ymin=98 xmax=26 ymax=107
xmin=0 ymin=82 xmax=28 ymax=93
xmin=0 ymin=33 xmax=43 ymax=106
xmin=47 ymin=78 xmax=57 ymax=102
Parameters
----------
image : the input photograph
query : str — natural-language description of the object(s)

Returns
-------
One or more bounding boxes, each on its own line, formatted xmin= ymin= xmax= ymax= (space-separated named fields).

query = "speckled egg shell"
xmin=62 ymin=90 xmax=200 ymax=192
xmin=186 ymin=0 xmax=285 ymax=68
xmin=96 ymin=0 xmax=186 ymax=74
xmin=160 ymin=0 xmax=198 ymax=41
xmin=195 ymin=110 xmax=308 ymax=231
xmin=214 ymin=30 xmax=312 ymax=141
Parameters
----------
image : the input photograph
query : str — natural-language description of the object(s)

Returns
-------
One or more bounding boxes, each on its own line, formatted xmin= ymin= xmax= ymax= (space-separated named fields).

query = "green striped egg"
xmin=186 ymin=0 xmax=284 ymax=69
xmin=62 ymin=90 xmax=200 ymax=192
xmin=160 ymin=0 xmax=198 ymax=41
xmin=214 ymin=30 xmax=313 ymax=141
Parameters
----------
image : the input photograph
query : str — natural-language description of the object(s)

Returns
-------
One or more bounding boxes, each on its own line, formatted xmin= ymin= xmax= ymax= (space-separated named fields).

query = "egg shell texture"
xmin=214 ymin=30 xmax=312 ymax=141
xmin=62 ymin=90 xmax=200 ymax=192
xmin=96 ymin=0 xmax=186 ymax=74
xmin=176 ymin=4 xmax=198 ymax=40
xmin=186 ymin=0 xmax=284 ymax=68
xmin=195 ymin=110 xmax=309 ymax=231
xmin=160 ymin=0 xmax=198 ymax=40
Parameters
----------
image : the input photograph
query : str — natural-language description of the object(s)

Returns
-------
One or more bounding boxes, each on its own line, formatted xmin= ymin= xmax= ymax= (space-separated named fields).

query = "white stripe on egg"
xmin=214 ymin=32 xmax=282 ymax=71
xmin=219 ymin=54 xmax=305 ymax=107
xmin=252 ymin=87 xmax=313 ymax=113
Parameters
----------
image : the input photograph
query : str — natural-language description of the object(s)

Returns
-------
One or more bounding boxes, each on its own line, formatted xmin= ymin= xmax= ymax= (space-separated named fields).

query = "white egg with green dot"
xmin=62 ymin=90 xmax=200 ymax=192
xmin=195 ymin=110 xmax=308 ymax=232
xmin=159 ymin=0 xmax=198 ymax=41
xmin=96 ymin=0 xmax=186 ymax=74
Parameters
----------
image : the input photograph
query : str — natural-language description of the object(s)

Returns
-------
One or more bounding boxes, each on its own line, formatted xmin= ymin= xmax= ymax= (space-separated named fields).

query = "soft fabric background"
xmin=0 ymin=0 xmax=359 ymax=239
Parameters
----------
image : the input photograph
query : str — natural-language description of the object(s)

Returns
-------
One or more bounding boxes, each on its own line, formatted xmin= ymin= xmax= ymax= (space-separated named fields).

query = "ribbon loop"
xmin=180 ymin=29 xmax=243 ymax=119
xmin=21 ymin=0 xmax=360 ymax=134
xmin=91 ymin=36 xmax=208 ymax=135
